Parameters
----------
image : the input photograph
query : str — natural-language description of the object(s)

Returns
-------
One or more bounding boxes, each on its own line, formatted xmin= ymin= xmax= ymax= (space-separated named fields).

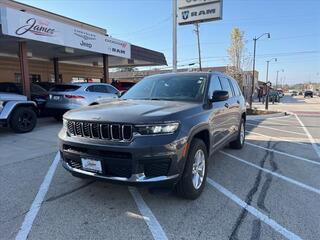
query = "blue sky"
xmin=17 ymin=0 xmax=320 ymax=85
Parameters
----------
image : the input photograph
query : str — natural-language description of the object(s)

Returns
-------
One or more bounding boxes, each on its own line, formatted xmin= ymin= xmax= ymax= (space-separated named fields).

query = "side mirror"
xmin=210 ymin=90 xmax=229 ymax=102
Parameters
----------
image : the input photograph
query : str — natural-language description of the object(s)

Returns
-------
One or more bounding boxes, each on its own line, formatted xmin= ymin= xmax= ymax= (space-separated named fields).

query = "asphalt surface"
xmin=1 ymin=96 xmax=319 ymax=240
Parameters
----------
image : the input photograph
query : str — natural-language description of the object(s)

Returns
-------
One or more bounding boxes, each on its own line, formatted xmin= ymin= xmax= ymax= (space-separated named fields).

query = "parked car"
xmin=268 ymin=90 xmax=280 ymax=103
xmin=46 ymin=83 xmax=120 ymax=120
xmin=36 ymin=82 xmax=56 ymax=91
xmin=0 ymin=82 xmax=48 ymax=111
xmin=59 ymin=72 xmax=246 ymax=199
xmin=304 ymin=90 xmax=313 ymax=98
xmin=291 ymin=91 xmax=298 ymax=96
xmin=277 ymin=89 xmax=284 ymax=98
xmin=0 ymin=92 xmax=37 ymax=133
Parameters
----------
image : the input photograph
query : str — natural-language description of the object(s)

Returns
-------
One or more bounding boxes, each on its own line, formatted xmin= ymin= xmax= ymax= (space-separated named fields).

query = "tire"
xmin=54 ymin=115 xmax=63 ymax=121
xmin=10 ymin=107 xmax=37 ymax=133
xmin=229 ymin=118 xmax=245 ymax=149
xmin=176 ymin=138 xmax=208 ymax=200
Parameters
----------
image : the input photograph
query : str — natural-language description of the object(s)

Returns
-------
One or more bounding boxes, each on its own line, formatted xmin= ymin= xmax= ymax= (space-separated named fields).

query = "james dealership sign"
xmin=0 ymin=7 xmax=131 ymax=59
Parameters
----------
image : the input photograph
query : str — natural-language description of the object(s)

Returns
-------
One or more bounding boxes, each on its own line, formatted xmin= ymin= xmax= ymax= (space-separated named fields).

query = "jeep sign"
xmin=177 ymin=0 xmax=222 ymax=25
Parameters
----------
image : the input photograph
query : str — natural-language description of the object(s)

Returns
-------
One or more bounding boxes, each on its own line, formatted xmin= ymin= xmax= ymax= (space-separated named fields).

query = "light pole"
xmin=194 ymin=23 xmax=202 ymax=71
xmin=266 ymin=58 xmax=277 ymax=83
xmin=265 ymin=57 xmax=277 ymax=110
xmin=172 ymin=0 xmax=177 ymax=72
xmin=275 ymin=69 xmax=284 ymax=89
xmin=250 ymin=32 xmax=271 ymax=109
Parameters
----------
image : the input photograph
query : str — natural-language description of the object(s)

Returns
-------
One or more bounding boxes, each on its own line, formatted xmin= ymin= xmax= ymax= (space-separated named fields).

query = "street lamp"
xmin=276 ymin=69 xmax=284 ymax=89
xmin=250 ymin=32 xmax=271 ymax=109
xmin=266 ymin=58 xmax=277 ymax=83
xmin=265 ymin=57 xmax=277 ymax=110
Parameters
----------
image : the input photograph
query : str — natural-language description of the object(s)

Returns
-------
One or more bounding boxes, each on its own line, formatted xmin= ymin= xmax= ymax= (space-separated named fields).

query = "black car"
xmin=59 ymin=72 xmax=246 ymax=199
xmin=304 ymin=90 xmax=313 ymax=98
xmin=0 ymin=82 xmax=48 ymax=111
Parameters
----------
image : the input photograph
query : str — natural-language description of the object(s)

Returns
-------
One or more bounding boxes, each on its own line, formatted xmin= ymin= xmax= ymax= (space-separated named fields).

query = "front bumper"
xmin=59 ymin=129 xmax=188 ymax=185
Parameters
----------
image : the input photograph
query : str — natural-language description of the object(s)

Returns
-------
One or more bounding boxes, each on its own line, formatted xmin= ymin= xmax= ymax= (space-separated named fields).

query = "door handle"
xmin=224 ymin=103 xmax=229 ymax=108
xmin=237 ymin=100 xmax=240 ymax=104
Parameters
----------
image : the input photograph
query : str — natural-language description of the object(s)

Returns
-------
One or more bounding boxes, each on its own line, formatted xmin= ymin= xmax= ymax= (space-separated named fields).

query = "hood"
xmin=0 ymin=92 xmax=27 ymax=101
xmin=64 ymin=99 xmax=200 ymax=123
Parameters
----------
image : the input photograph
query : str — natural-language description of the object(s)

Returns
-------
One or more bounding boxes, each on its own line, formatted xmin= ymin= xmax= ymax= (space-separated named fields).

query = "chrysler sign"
xmin=0 ymin=7 xmax=131 ymax=59
xmin=178 ymin=0 xmax=222 ymax=25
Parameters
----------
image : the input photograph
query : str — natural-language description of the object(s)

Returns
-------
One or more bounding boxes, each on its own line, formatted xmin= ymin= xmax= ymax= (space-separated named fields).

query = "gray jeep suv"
xmin=59 ymin=72 xmax=246 ymax=199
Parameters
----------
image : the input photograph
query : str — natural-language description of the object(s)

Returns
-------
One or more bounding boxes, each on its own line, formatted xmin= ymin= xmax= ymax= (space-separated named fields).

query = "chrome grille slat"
xmin=67 ymin=120 xmax=132 ymax=141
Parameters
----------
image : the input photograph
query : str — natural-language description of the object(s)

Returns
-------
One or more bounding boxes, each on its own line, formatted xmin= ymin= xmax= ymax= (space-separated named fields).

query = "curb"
xmin=247 ymin=111 xmax=289 ymax=120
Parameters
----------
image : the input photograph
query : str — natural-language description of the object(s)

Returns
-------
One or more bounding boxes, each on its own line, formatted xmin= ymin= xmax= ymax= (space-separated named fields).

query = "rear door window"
xmin=87 ymin=85 xmax=109 ymax=93
xmin=219 ymin=77 xmax=234 ymax=98
xmin=50 ymin=85 xmax=80 ymax=92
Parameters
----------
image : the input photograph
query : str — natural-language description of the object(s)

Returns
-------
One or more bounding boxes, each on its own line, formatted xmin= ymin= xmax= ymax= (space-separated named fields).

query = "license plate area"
xmin=52 ymin=95 xmax=61 ymax=100
xmin=81 ymin=158 xmax=102 ymax=173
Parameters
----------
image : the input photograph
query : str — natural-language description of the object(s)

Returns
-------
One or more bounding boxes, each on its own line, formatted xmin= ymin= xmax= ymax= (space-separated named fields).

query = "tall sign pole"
xmin=172 ymin=0 xmax=178 ymax=72
xmin=194 ymin=23 xmax=202 ymax=71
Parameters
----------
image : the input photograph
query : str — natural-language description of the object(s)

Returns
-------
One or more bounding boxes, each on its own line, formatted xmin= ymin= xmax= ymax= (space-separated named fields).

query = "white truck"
xmin=0 ymin=93 xmax=38 ymax=133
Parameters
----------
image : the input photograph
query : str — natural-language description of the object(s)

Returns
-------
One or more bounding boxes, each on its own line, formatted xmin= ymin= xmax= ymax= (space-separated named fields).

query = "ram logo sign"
xmin=178 ymin=0 xmax=222 ymax=25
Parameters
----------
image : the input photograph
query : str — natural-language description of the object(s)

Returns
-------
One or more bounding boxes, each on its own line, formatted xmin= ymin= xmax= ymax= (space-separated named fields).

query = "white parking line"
xmin=206 ymin=178 xmax=302 ymax=240
xmin=246 ymin=123 xmax=306 ymax=136
xmin=248 ymin=119 xmax=300 ymax=127
xmin=128 ymin=187 xmax=168 ymax=240
xmin=16 ymin=152 xmax=60 ymax=240
xmin=219 ymin=150 xmax=320 ymax=195
xmin=245 ymin=131 xmax=309 ymax=146
xmin=295 ymin=114 xmax=320 ymax=159
xmin=245 ymin=142 xmax=320 ymax=166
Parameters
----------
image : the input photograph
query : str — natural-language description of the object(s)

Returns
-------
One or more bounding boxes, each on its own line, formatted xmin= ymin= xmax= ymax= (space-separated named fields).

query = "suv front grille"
xmin=67 ymin=121 xmax=133 ymax=141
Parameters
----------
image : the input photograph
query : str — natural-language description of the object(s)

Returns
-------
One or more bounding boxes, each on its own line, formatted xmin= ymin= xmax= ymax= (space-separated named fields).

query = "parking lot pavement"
xmin=1 ymin=101 xmax=320 ymax=240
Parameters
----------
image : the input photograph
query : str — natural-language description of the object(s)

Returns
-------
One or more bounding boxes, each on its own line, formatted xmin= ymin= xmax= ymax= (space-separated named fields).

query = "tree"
xmin=226 ymin=28 xmax=249 ymax=88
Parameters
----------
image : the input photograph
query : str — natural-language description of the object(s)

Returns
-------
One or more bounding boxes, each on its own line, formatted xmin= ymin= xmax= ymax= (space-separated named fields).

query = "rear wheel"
xmin=176 ymin=138 xmax=208 ymax=200
xmin=10 ymin=107 xmax=37 ymax=133
xmin=229 ymin=118 xmax=245 ymax=149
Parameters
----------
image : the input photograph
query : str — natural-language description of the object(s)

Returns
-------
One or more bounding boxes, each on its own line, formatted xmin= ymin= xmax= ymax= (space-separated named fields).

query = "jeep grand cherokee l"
xmin=59 ymin=72 xmax=246 ymax=199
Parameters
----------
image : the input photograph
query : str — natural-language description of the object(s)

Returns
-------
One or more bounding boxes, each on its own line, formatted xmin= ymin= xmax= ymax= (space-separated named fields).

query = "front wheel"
xmin=10 ymin=107 xmax=37 ymax=133
xmin=229 ymin=118 xmax=245 ymax=149
xmin=176 ymin=138 xmax=208 ymax=200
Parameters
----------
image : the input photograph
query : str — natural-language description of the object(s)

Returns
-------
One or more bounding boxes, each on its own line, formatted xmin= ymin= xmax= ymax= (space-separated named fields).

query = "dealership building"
xmin=0 ymin=0 xmax=167 ymax=98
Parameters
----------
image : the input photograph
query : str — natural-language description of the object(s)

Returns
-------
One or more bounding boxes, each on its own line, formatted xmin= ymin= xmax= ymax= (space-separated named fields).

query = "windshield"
xmin=122 ymin=74 xmax=207 ymax=102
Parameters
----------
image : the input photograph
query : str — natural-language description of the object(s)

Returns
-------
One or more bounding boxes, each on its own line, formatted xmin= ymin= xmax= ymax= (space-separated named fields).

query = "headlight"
xmin=135 ymin=122 xmax=179 ymax=135
xmin=63 ymin=118 xmax=68 ymax=129
xmin=0 ymin=101 xmax=4 ymax=111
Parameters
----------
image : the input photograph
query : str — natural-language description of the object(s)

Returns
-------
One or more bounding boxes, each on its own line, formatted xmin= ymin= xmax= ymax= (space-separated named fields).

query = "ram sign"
xmin=178 ymin=0 xmax=222 ymax=25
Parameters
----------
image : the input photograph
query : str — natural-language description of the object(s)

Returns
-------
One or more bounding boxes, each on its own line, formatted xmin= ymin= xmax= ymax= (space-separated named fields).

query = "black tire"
xmin=229 ymin=118 xmax=245 ymax=149
xmin=10 ymin=107 xmax=37 ymax=133
xmin=176 ymin=138 xmax=208 ymax=200
xmin=54 ymin=115 xmax=63 ymax=121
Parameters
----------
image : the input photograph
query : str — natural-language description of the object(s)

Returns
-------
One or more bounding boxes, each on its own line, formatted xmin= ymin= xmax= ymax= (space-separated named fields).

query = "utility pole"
xmin=276 ymin=70 xmax=279 ymax=89
xmin=250 ymin=33 xmax=271 ymax=109
xmin=265 ymin=58 xmax=277 ymax=110
xmin=194 ymin=23 xmax=202 ymax=71
xmin=172 ymin=0 xmax=177 ymax=72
